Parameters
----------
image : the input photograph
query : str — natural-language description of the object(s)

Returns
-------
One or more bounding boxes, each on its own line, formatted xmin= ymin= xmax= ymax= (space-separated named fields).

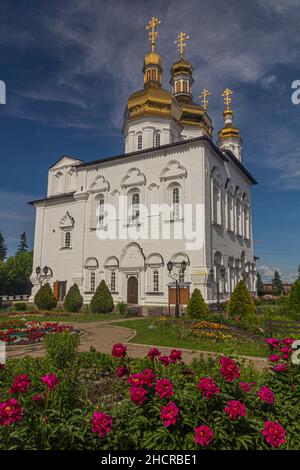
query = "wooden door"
xmin=127 ymin=276 xmax=138 ymax=304
xmin=58 ymin=281 xmax=67 ymax=301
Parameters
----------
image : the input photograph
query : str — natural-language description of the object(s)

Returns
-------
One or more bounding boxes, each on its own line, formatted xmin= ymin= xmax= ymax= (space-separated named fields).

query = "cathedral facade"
xmin=30 ymin=19 xmax=257 ymax=311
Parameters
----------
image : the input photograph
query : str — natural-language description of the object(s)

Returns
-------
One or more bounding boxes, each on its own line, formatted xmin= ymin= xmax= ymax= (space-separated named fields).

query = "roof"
xmin=224 ymin=149 xmax=257 ymax=185
xmin=48 ymin=155 xmax=84 ymax=170
xmin=28 ymin=191 xmax=76 ymax=206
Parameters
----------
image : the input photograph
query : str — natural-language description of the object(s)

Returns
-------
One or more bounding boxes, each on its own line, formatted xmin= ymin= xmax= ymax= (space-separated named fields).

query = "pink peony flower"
xmin=239 ymin=381 xmax=255 ymax=393
xmin=197 ymin=377 xmax=220 ymax=399
xmin=9 ymin=374 xmax=31 ymax=394
xmin=262 ymin=421 xmax=286 ymax=448
xmin=130 ymin=386 xmax=148 ymax=405
xmin=112 ymin=343 xmax=127 ymax=358
xmin=169 ymin=349 xmax=182 ymax=363
xmin=0 ymin=398 xmax=23 ymax=426
xmin=116 ymin=366 xmax=129 ymax=379
xmin=265 ymin=338 xmax=280 ymax=349
xmin=147 ymin=347 xmax=161 ymax=359
xmin=224 ymin=400 xmax=246 ymax=420
xmin=194 ymin=425 xmax=214 ymax=446
xmin=155 ymin=378 xmax=174 ymax=399
xmin=280 ymin=346 xmax=292 ymax=360
xmin=281 ymin=338 xmax=294 ymax=347
xmin=257 ymin=386 xmax=275 ymax=405
xmin=91 ymin=411 xmax=113 ymax=438
xmin=41 ymin=373 xmax=59 ymax=391
xmin=219 ymin=357 xmax=240 ymax=382
xmin=160 ymin=401 xmax=180 ymax=427
xmin=268 ymin=354 xmax=280 ymax=363
xmin=273 ymin=363 xmax=288 ymax=373
xmin=140 ymin=369 xmax=156 ymax=387
xmin=159 ymin=355 xmax=170 ymax=366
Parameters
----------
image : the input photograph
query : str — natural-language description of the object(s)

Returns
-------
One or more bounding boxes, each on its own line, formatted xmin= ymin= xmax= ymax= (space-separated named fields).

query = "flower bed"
xmin=0 ymin=319 xmax=80 ymax=345
xmin=0 ymin=333 xmax=299 ymax=450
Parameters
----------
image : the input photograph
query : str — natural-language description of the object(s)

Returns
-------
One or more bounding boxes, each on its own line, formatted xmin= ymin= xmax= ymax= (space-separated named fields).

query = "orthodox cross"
xmin=200 ymin=88 xmax=211 ymax=111
xmin=175 ymin=32 xmax=190 ymax=59
xmin=146 ymin=17 xmax=161 ymax=52
xmin=222 ymin=88 xmax=233 ymax=110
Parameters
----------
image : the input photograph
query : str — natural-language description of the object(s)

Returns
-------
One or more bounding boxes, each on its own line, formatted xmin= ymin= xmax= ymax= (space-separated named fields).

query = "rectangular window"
xmin=110 ymin=271 xmax=116 ymax=292
xmin=153 ymin=270 xmax=159 ymax=292
xmin=90 ymin=272 xmax=96 ymax=292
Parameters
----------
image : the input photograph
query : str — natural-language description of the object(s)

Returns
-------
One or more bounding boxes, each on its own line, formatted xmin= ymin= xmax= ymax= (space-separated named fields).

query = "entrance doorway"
xmin=58 ymin=281 xmax=67 ymax=302
xmin=127 ymin=276 xmax=138 ymax=304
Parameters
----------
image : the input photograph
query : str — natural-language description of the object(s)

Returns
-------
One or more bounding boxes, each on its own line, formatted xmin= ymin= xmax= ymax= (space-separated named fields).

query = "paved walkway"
xmin=6 ymin=318 xmax=268 ymax=371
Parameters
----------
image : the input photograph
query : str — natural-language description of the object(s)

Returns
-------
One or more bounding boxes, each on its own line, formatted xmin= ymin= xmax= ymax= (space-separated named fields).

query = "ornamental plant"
xmin=227 ymin=280 xmax=256 ymax=327
xmin=186 ymin=288 xmax=209 ymax=319
xmin=63 ymin=283 xmax=83 ymax=313
xmin=288 ymin=279 xmax=300 ymax=312
xmin=90 ymin=280 xmax=114 ymax=314
xmin=34 ymin=283 xmax=57 ymax=311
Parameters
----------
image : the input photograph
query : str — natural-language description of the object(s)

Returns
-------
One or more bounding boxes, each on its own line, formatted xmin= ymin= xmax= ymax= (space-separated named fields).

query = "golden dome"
xmin=179 ymin=102 xmax=213 ymax=136
xmin=171 ymin=59 xmax=193 ymax=77
xmin=218 ymin=109 xmax=242 ymax=141
xmin=127 ymin=87 xmax=181 ymax=121
xmin=144 ymin=52 xmax=163 ymax=68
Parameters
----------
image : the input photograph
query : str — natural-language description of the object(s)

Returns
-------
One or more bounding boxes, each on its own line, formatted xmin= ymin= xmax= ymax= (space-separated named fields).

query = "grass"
xmin=0 ymin=312 xmax=125 ymax=323
xmin=111 ymin=319 xmax=268 ymax=358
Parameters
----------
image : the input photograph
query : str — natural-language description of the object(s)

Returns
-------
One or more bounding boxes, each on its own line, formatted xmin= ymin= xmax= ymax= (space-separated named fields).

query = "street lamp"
xmin=167 ymin=259 xmax=187 ymax=318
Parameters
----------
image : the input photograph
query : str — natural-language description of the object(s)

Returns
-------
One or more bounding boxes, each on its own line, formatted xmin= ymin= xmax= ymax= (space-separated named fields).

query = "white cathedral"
xmin=29 ymin=19 xmax=257 ymax=313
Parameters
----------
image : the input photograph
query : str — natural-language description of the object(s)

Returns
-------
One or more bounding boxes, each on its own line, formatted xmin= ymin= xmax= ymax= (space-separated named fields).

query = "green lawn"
xmin=111 ymin=319 xmax=268 ymax=358
xmin=0 ymin=312 xmax=124 ymax=323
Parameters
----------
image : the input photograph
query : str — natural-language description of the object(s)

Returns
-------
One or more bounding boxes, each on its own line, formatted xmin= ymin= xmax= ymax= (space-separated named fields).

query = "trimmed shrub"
xmin=90 ymin=280 xmax=114 ymax=314
xmin=186 ymin=288 xmax=209 ymax=319
xmin=63 ymin=283 xmax=83 ymax=313
xmin=227 ymin=280 xmax=256 ymax=326
xmin=34 ymin=283 xmax=57 ymax=311
xmin=288 ymin=280 xmax=300 ymax=313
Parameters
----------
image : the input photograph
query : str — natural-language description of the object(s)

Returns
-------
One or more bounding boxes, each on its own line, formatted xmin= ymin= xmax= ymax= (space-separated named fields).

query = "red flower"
xmin=141 ymin=369 xmax=156 ymax=387
xmin=281 ymin=338 xmax=294 ymax=347
xmin=219 ymin=357 xmax=240 ymax=382
xmin=9 ymin=374 xmax=31 ymax=394
xmin=147 ymin=347 xmax=161 ymax=359
xmin=194 ymin=425 xmax=214 ymax=446
xmin=91 ymin=411 xmax=113 ymax=438
xmin=268 ymin=354 xmax=280 ymax=363
xmin=130 ymin=386 xmax=148 ymax=405
xmin=262 ymin=421 xmax=286 ymax=448
xmin=239 ymin=381 xmax=255 ymax=393
xmin=257 ymin=386 xmax=275 ymax=405
xmin=41 ymin=373 xmax=59 ymax=391
xmin=0 ymin=398 xmax=23 ymax=426
xmin=224 ymin=400 xmax=246 ymax=420
xmin=197 ymin=377 xmax=220 ymax=399
xmin=32 ymin=395 xmax=43 ymax=403
xmin=280 ymin=346 xmax=292 ymax=360
xmin=160 ymin=401 xmax=180 ymax=427
xmin=112 ymin=343 xmax=127 ymax=358
xmin=265 ymin=338 xmax=280 ymax=349
xmin=116 ymin=366 xmax=129 ymax=378
xmin=159 ymin=356 xmax=170 ymax=366
xmin=273 ymin=363 xmax=288 ymax=373
xmin=169 ymin=349 xmax=182 ymax=363
xmin=155 ymin=378 xmax=174 ymax=399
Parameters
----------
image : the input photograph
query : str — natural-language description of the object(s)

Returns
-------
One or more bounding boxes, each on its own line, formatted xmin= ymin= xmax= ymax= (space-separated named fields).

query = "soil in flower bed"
xmin=0 ymin=319 xmax=81 ymax=345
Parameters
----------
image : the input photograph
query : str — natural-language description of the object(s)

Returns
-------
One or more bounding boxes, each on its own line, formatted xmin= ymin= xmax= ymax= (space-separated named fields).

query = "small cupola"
xmin=218 ymin=88 xmax=242 ymax=161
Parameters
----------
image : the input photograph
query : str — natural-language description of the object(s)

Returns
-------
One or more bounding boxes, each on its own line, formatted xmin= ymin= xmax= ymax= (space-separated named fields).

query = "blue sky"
xmin=0 ymin=0 xmax=299 ymax=281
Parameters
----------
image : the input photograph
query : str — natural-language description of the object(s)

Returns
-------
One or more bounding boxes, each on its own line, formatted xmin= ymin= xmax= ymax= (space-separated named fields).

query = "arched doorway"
xmin=127 ymin=276 xmax=138 ymax=304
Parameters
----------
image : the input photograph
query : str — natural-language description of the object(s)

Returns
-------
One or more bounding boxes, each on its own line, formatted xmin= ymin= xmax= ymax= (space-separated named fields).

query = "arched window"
xmin=243 ymin=196 xmax=250 ymax=239
xmin=172 ymin=186 xmax=180 ymax=220
xmin=226 ymin=185 xmax=234 ymax=231
xmin=98 ymin=198 xmax=104 ymax=227
xmin=146 ymin=69 xmax=151 ymax=82
xmin=64 ymin=231 xmax=71 ymax=248
xmin=137 ymin=134 xmax=143 ymax=150
xmin=155 ymin=133 xmax=161 ymax=147
xmin=90 ymin=271 xmax=96 ymax=292
xmin=153 ymin=270 xmax=159 ymax=292
xmin=110 ymin=270 xmax=116 ymax=292
xmin=235 ymin=191 xmax=243 ymax=236
xmin=131 ymin=192 xmax=140 ymax=224
xmin=211 ymin=169 xmax=222 ymax=225
xmin=150 ymin=68 xmax=157 ymax=81
xmin=183 ymin=80 xmax=188 ymax=93
xmin=175 ymin=81 xmax=181 ymax=93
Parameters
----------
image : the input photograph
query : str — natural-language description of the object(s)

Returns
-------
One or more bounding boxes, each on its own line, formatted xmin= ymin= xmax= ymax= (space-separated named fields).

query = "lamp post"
xmin=36 ymin=266 xmax=52 ymax=287
xmin=167 ymin=259 xmax=187 ymax=318
xmin=209 ymin=265 xmax=226 ymax=311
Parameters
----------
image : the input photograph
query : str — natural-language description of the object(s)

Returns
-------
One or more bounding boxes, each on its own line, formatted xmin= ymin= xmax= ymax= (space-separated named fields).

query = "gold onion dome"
xmin=218 ymin=89 xmax=242 ymax=142
xmin=126 ymin=17 xmax=180 ymax=121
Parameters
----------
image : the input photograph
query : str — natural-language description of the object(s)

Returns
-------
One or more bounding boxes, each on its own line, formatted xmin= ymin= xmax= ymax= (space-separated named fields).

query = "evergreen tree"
xmin=16 ymin=232 xmax=29 ymax=254
xmin=288 ymin=279 xmax=300 ymax=312
xmin=227 ymin=280 xmax=256 ymax=326
xmin=256 ymin=271 xmax=265 ymax=296
xmin=90 ymin=280 xmax=114 ymax=314
xmin=63 ymin=283 xmax=83 ymax=313
xmin=0 ymin=231 xmax=7 ymax=261
xmin=272 ymin=270 xmax=283 ymax=295
xmin=1 ymin=252 xmax=33 ymax=295
xmin=34 ymin=283 xmax=57 ymax=311
xmin=186 ymin=288 xmax=209 ymax=319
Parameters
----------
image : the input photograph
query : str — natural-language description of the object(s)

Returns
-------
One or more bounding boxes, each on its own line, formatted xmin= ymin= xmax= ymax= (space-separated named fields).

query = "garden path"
xmin=6 ymin=318 xmax=268 ymax=371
